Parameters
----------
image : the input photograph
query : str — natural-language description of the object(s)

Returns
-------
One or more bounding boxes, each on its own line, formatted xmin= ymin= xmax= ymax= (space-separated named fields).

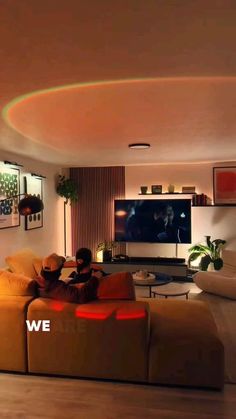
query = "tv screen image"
xmin=114 ymin=199 xmax=192 ymax=244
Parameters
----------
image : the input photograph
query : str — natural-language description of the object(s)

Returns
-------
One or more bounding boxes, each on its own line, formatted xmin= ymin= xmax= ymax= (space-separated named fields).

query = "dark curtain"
xmin=70 ymin=167 xmax=126 ymax=259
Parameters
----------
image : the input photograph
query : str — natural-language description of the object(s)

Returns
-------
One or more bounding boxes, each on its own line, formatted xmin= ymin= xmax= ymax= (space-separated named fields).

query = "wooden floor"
xmin=0 ymin=374 xmax=236 ymax=418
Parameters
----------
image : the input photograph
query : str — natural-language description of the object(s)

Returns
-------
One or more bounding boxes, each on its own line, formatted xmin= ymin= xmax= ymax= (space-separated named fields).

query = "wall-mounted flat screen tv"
xmin=114 ymin=199 xmax=192 ymax=244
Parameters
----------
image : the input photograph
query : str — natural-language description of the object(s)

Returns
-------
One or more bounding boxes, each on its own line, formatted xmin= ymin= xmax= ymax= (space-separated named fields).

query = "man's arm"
xmin=36 ymin=274 xmax=100 ymax=304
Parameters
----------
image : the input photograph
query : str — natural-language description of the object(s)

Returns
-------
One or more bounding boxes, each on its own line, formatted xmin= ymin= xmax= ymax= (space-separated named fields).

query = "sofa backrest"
xmin=0 ymin=270 xmax=37 ymax=296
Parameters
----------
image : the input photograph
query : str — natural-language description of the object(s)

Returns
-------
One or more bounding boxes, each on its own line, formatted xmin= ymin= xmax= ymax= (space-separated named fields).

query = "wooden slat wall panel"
xmin=70 ymin=167 xmax=126 ymax=259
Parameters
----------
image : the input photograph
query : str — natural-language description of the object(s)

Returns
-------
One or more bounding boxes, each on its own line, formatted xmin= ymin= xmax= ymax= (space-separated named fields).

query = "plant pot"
xmin=103 ymin=250 xmax=112 ymax=262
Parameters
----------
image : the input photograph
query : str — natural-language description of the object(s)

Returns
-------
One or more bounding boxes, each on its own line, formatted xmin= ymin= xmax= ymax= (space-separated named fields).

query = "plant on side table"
xmin=188 ymin=235 xmax=226 ymax=271
xmin=96 ymin=241 xmax=116 ymax=262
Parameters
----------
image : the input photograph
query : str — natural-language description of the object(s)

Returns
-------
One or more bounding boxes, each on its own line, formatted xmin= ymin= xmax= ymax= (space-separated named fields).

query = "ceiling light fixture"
xmin=128 ymin=143 xmax=150 ymax=149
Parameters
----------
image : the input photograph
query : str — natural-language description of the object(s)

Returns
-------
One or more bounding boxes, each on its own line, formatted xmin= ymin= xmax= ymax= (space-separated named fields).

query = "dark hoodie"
xmin=36 ymin=268 xmax=99 ymax=303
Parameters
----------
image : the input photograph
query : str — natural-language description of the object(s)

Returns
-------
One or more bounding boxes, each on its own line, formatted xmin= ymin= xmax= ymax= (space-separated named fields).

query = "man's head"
xmin=41 ymin=253 xmax=66 ymax=281
xmin=76 ymin=248 xmax=92 ymax=272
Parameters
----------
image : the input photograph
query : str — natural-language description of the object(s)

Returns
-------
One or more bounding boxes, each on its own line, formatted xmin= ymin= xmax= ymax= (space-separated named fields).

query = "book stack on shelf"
xmin=192 ymin=194 xmax=212 ymax=206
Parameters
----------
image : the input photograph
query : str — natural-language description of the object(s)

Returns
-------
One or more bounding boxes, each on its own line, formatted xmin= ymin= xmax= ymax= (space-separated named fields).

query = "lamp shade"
xmin=18 ymin=196 xmax=44 ymax=215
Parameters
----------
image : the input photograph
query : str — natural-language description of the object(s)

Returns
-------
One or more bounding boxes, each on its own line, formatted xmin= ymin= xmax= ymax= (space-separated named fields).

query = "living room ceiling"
xmin=1 ymin=0 xmax=236 ymax=166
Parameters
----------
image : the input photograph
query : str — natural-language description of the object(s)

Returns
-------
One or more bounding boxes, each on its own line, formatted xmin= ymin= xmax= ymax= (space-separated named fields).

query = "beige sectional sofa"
xmin=0 ymin=249 xmax=225 ymax=389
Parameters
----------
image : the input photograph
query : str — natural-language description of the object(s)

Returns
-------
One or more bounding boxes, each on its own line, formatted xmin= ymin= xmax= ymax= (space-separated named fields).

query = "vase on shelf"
xmin=140 ymin=186 xmax=148 ymax=194
xmin=168 ymin=184 xmax=175 ymax=193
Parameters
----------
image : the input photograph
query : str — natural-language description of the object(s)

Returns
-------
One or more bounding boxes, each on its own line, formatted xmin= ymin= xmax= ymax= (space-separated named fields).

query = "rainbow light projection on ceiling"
xmin=3 ymin=76 xmax=228 ymax=133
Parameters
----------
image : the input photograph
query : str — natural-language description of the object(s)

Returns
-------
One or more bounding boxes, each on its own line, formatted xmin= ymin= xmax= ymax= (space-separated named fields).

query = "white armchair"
xmin=193 ymin=250 xmax=236 ymax=299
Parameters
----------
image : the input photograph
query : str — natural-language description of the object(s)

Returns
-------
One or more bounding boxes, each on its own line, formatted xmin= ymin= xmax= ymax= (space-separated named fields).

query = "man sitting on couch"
xmin=36 ymin=253 xmax=102 ymax=303
xmin=68 ymin=247 xmax=108 ymax=284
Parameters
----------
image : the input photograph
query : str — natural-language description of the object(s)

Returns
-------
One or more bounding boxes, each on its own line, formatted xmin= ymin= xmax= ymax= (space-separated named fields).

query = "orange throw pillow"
xmin=98 ymin=272 xmax=135 ymax=300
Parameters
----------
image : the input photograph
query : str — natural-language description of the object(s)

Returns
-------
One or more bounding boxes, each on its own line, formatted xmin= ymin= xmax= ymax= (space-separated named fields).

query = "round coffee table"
xmin=133 ymin=273 xmax=172 ymax=298
xmin=151 ymin=283 xmax=190 ymax=299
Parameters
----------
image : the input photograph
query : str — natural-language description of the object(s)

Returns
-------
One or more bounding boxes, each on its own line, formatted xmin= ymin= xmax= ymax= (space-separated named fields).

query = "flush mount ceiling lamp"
xmin=128 ymin=143 xmax=150 ymax=149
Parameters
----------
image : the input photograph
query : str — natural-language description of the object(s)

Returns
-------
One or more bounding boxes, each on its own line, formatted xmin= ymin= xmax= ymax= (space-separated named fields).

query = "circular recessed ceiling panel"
xmin=3 ymin=77 xmax=236 ymax=166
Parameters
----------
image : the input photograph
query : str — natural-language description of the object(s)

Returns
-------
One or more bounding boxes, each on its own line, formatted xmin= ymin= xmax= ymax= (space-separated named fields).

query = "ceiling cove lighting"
xmin=129 ymin=143 xmax=150 ymax=149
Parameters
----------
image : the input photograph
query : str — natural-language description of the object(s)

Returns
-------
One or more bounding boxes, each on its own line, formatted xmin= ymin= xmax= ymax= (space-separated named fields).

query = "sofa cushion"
xmin=0 ymin=295 xmax=34 ymax=372
xmin=32 ymin=258 xmax=43 ymax=276
xmin=27 ymin=298 xmax=149 ymax=381
xmin=193 ymin=270 xmax=236 ymax=299
xmin=221 ymin=249 xmax=236 ymax=277
xmin=0 ymin=270 xmax=36 ymax=296
xmin=5 ymin=248 xmax=39 ymax=279
xmin=145 ymin=299 xmax=224 ymax=389
xmin=98 ymin=272 xmax=135 ymax=300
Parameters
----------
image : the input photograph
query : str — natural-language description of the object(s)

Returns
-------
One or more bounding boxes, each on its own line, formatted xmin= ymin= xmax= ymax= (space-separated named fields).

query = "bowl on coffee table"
xmin=132 ymin=271 xmax=173 ymax=297
xmin=132 ymin=270 xmax=156 ymax=283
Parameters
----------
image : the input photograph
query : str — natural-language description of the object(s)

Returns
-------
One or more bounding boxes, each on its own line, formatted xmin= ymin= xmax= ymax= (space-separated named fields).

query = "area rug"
xmin=191 ymin=291 xmax=236 ymax=384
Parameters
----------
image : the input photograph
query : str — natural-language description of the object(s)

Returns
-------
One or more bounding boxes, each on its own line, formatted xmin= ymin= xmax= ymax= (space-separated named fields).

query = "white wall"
xmin=0 ymin=151 xmax=65 ymax=267
xmin=125 ymin=162 xmax=236 ymax=259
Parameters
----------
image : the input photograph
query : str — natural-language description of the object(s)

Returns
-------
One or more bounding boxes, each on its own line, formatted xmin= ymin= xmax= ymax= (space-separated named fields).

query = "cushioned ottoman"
xmin=146 ymin=299 xmax=224 ymax=389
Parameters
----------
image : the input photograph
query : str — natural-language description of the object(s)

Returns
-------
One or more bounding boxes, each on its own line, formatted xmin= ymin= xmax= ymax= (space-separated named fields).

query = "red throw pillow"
xmin=98 ymin=272 xmax=135 ymax=300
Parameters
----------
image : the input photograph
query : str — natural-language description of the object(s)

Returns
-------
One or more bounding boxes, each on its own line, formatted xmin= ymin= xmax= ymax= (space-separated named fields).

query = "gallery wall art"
xmin=213 ymin=166 xmax=236 ymax=205
xmin=0 ymin=165 xmax=20 ymax=229
xmin=24 ymin=175 xmax=43 ymax=230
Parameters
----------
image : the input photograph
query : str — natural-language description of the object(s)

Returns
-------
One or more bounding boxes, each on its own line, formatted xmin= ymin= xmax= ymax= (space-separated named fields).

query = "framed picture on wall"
xmin=0 ymin=165 xmax=20 ymax=229
xmin=213 ymin=166 xmax=236 ymax=205
xmin=24 ymin=175 xmax=43 ymax=230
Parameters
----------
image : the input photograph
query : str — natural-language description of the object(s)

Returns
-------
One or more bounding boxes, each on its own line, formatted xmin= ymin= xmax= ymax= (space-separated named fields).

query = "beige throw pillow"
xmin=32 ymin=258 xmax=43 ymax=276
xmin=0 ymin=270 xmax=36 ymax=296
xmin=5 ymin=248 xmax=39 ymax=279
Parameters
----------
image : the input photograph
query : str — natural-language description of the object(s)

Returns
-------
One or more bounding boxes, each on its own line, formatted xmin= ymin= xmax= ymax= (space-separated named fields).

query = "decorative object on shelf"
xmin=188 ymin=235 xmax=226 ymax=271
xmin=140 ymin=186 xmax=148 ymax=194
xmin=56 ymin=175 xmax=78 ymax=256
xmin=182 ymin=186 xmax=196 ymax=193
xmin=24 ymin=176 xmax=44 ymax=230
xmin=167 ymin=184 xmax=175 ymax=193
xmin=96 ymin=241 xmax=117 ymax=262
xmin=213 ymin=166 xmax=236 ymax=205
xmin=0 ymin=165 xmax=20 ymax=229
xmin=192 ymin=193 xmax=212 ymax=206
xmin=151 ymin=185 xmax=162 ymax=194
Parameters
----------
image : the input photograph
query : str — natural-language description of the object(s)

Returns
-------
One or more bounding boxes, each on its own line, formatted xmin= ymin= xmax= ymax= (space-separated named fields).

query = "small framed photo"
xmin=213 ymin=166 xmax=236 ymax=205
xmin=151 ymin=185 xmax=162 ymax=194
xmin=24 ymin=176 xmax=43 ymax=230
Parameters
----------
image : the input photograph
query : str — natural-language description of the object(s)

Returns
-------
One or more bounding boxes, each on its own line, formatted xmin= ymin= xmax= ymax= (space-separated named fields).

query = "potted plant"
xmin=56 ymin=175 xmax=78 ymax=204
xmin=96 ymin=241 xmax=116 ymax=262
xmin=188 ymin=235 xmax=226 ymax=271
xmin=56 ymin=175 xmax=78 ymax=256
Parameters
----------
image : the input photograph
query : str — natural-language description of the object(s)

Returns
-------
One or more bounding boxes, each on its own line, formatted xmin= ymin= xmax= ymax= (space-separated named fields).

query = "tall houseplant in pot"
xmin=188 ymin=235 xmax=226 ymax=271
xmin=56 ymin=175 xmax=78 ymax=256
